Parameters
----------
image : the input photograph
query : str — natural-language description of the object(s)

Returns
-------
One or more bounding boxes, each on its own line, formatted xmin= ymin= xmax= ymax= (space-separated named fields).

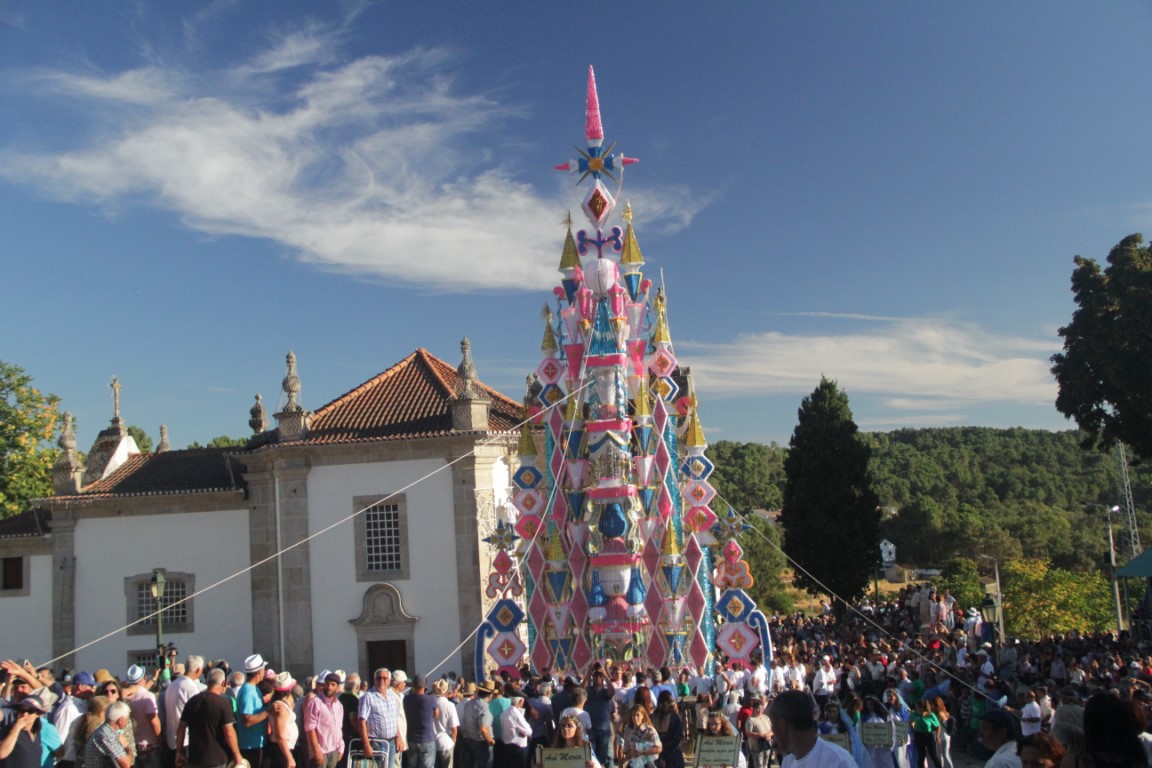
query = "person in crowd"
xmin=1 ymin=693 xmax=52 ymax=768
xmin=767 ymin=690 xmax=855 ymax=768
xmin=524 ymin=682 xmax=553 ymax=758
xmin=457 ymin=681 xmax=495 ymax=768
xmin=269 ymin=673 xmax=298 ymax=768
xmin=548 ymin=714 xmax=597 ymax=768
xmin=498 ymin=696 xmax=530 ymax=768
xmin=430 ymin=680 xmax=458 ymax=768
xmin=176 ymin=669 xmax=242 ymax=768
xmin=583 ymin=667 xmax=614 ymax=768
xmin=700 ymin=710 xmax=745 ymax=768
xmin=743 ymin=696 xmax=772 ymax=768
xmin=1019 ymin=733 xmax=1064 ymax=768
xmin=81 ymin=703 xmax=131 ymax=768
xmin=122 ymin=666 xmax=161 ymax=768
xmin=649 ymin=692 xmax=682 ymax=768
xmin=403 ymin=675 xmax=438 ymax=768
xmin=54 ymin=671 xmax=96 ymax=768
xmin=617 ymin=706 xmax=659 ymax=768
xmin=1057 ymin=693 xmax=1144 ymax=768
xmin=910 ymin=699 xmax=942 ymax=768
xmin=358 ymin=669 xmax=406 ymax=768
xmin=304 ymin=673 xmax=343 ymax=768
xmin=165 ymin=656 xmax=205 ymax=765
xmin=978 ymin=710 xmax=1019 ymax=768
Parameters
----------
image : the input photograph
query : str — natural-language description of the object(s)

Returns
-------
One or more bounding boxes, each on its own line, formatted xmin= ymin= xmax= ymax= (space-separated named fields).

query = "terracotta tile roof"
xmin=56 ymin=448 xmax=245 ymax=500
xmin=0 ymin=508 xmax=51 ymax=538
xmin=299 ymin=348 xmax=522 ymax=445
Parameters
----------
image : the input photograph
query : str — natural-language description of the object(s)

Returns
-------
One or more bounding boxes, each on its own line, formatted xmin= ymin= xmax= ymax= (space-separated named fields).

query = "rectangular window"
xmin=124 ymin=573 xmax=195 ymax=635
xmin=1 ymin=557 xmax=23 ymax=591
xmin=354 ymin=494 xmax=409 ymax=581
xmin=135 ymin=580 xmax=188 ymax=626
xmin=365 ymin=503 xmax=402 ymax=572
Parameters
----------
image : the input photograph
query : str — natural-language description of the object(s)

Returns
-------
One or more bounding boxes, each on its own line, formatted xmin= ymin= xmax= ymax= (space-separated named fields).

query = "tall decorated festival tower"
xmin=475 ymin=68 xmax=770 ymax=678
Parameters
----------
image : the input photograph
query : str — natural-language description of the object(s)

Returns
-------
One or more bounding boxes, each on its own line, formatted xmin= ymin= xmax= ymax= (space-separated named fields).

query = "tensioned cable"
xmin=723 ymin=489 xmax=1014 ymax=709
xmin=43 ymin=271 xmax=684 ymax=681
xmin=37 ymin=374 xmax=593 ymax=672
xmin=423 ymin=309 xmax=602 ymax=678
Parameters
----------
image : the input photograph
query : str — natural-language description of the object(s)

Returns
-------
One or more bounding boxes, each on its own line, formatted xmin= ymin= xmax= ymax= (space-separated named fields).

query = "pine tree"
xmin=781 ymin=377 xmax=880 ymax=606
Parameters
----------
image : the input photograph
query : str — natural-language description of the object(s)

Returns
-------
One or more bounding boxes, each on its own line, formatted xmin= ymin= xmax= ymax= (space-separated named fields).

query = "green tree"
xmin=0 ymin=361 xmax=61 ymax=516
xmin=937 ymin=557 xmax=983 ymax=611
xmin=780 ymin=377 xmax=881 ymax=606
xmin=127 ymin=425 xmax=154 ymax=454
xmin=187 ymin=435 xmax=248 ymax=449
xmin=1000 ymin=558 xmax=1113 ymax=638
xmin=1052 ymin=234 xmax=1152 ymax=461
xmin=708 ymin=441 xmax=786 ymax=513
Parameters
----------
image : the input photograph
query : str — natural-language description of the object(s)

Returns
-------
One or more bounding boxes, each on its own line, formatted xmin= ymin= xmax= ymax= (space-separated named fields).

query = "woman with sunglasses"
xmin=545 ymin=715 xmax=598 ymax=768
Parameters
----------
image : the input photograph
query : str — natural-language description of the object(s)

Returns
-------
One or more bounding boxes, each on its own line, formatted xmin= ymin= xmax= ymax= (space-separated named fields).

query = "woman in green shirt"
xmin=910 ymin=700 xmax=942 ymax=768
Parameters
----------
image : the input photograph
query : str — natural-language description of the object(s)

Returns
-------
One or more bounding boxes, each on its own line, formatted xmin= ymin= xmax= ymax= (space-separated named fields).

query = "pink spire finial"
xmin=585 ymin=65 xmax=604 ymax=148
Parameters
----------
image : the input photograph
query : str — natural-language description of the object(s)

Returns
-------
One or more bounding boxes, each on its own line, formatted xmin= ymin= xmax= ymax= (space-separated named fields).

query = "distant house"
xmin=885 ymin=563 xmax=917 ymax=584
xmin=880 ymin=539 xmax=897 ymax=566
xmin=0 ymin=343 xmax=520 ymax=677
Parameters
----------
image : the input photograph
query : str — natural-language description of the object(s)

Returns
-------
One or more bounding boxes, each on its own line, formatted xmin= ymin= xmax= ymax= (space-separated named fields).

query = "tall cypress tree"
xmin=781 ymin=377 xmax=880 ymax=606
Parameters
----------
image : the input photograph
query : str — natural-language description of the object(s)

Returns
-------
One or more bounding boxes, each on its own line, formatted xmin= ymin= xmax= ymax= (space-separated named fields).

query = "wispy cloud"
xmin=0 ymin=24 xmax=708 ymax=292
xmin=681 ymin=316 xmax=1057 ymax=408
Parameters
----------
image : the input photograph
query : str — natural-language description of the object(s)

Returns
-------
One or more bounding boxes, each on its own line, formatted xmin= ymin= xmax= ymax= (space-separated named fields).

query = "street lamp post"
xmin=976 ymin=554 xmax=1005 ymax=644
xmin=150 ymin=568 xmax=166 ymax=674
xmin=1083 ymin=503 xmax=1126 ymax=634
xmin=1106 ymin=507 xmax=1125 ymax=635
xmin=980 ymin=594 xmax=999 ymax=673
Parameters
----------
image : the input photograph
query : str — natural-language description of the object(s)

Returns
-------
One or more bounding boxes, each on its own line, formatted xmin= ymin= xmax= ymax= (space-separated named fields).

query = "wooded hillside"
xmin=710 ymin=428 xmax=1152 ymax=574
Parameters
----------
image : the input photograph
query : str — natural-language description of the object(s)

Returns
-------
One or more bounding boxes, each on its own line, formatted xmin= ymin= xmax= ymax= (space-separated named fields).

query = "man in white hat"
xmin=237 ymin=654 xmax=270 ymax=768
xmin=122 ymin=665 xmax=162 ymax=768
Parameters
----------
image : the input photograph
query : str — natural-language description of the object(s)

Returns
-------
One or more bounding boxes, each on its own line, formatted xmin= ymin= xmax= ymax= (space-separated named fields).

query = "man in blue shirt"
xmin=236 ymin=655 xmax=270 ymax=768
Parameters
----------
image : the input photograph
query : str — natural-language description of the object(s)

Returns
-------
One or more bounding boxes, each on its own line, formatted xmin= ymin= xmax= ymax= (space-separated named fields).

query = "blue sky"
xmin=3 ymin=1 xmax=1151 ymax=450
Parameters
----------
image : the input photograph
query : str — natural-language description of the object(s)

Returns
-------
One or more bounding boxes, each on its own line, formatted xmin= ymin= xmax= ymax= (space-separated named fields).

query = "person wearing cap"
xmin=123 ymin=665 xmax=162 ymax=768
xmin=429 ymin=680 xmax=458 ymax=768
xmin=176 ymin=669 xmax=243 ymax=768
xmin=52 ymin=671 xmax=96 ymax=768
xmin=83 ymin=702 xmax=133 ymax=768
xmin=978 ymin=710 xmax=1019 ymax=768
xmin=402 ymin=675 xmax=438 ymax=768
xmin=268 ymin=673 xmax=298 ymax=768
xmin=767 ymin=690 xmax=855 ymax=768
xmin=304 ymin=674 xmax=344 ymax=768
xmin=237 ymin=654 xmax=271 ymax=768
xmin=357 ymin=669 xmax=405 ymax=768
xmin=458 ymin=683 xmax=495 ymax=768
xmin=1 ymin=692 xmax=51 ymax=768
xmin=813 ymin=657 xmax=837 ymax=713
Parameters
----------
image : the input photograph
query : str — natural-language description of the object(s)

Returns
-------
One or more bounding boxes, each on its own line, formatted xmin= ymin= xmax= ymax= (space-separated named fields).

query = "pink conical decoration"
xmin=586 ymin=66 xmax=603 ymax=147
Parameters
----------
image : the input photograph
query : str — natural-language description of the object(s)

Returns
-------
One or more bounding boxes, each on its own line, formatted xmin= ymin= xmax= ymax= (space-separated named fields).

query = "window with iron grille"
xmin=354 ymin=495 xmax=409 ymax=581
xmin=124 ymin=572 xmax=195 ymax=635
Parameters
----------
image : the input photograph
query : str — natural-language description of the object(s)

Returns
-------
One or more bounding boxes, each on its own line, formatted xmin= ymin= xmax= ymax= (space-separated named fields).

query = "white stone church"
xmin=0 ymin=341 xmax=520 ymax=679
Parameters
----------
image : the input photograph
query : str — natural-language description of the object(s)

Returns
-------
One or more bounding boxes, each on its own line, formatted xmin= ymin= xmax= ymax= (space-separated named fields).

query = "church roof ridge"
xmin=51 ymin=447 xmax=244 ymax=501
xmin=297 ymin=347 xmax=520 ymax=445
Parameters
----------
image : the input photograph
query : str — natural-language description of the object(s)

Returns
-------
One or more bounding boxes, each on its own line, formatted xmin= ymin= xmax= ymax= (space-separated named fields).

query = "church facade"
xmin=0 ymin=342 xmax=520 ymax=678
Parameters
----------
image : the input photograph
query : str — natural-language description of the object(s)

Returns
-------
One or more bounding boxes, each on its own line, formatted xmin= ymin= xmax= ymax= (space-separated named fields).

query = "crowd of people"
xmin=4 ymin=584 xmax=1152 ymax=768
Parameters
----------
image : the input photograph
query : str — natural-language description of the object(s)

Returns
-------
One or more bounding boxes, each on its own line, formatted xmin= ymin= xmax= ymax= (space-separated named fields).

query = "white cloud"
xmin=680 ymin=317 xmax=1057 ymax=407
xmin=0 ymin=30 xmax=708 ymax=292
